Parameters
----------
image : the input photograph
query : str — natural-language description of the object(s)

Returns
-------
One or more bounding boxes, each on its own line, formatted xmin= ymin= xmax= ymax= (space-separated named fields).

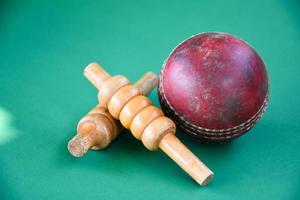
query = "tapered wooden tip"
xmin=84 ymin=63 xmax=110 ymax=90
xmin=134 ymin=72 xmax=158 ymax=95
xmin=159 ymin=133 xmax=213 ymax=186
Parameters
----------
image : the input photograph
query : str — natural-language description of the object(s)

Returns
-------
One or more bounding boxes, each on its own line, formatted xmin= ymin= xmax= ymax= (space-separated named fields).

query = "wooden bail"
xmin=68 ymin=69 xmax=158 ymax=157
xmin=83 ymin=63 xmax=213 ymax=186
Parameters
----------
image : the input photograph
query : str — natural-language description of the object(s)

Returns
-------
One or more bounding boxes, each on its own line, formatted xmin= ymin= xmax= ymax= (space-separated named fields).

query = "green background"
xmin=1 ymin=0 xmax=299 ymax=199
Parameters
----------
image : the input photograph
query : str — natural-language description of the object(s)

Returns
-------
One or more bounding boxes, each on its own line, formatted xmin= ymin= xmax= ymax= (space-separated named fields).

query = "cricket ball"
xmin=158 ymin=32 xmax=269 ymax=143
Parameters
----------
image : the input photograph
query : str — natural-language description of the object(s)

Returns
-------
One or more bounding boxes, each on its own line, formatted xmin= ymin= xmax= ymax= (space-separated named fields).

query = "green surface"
xmin=1 ymin=0 xmax=300 ymax=199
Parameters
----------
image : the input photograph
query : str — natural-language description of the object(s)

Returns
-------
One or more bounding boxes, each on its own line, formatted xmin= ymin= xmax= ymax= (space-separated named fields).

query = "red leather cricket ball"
xmin=158 ymin=32 xmax=269 ymax=143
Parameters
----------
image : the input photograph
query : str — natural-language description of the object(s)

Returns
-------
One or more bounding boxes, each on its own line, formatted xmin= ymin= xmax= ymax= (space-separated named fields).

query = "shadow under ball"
xmin=158 ymin=32 xmax=269 ymax=143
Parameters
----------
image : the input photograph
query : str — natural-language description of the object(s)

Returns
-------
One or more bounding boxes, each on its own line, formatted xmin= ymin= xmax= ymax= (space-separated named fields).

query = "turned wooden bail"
xmin=84 ymin=63 xmax=213 ymax=186
xmin=68 ymin=69 xmax=158 ymax=157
